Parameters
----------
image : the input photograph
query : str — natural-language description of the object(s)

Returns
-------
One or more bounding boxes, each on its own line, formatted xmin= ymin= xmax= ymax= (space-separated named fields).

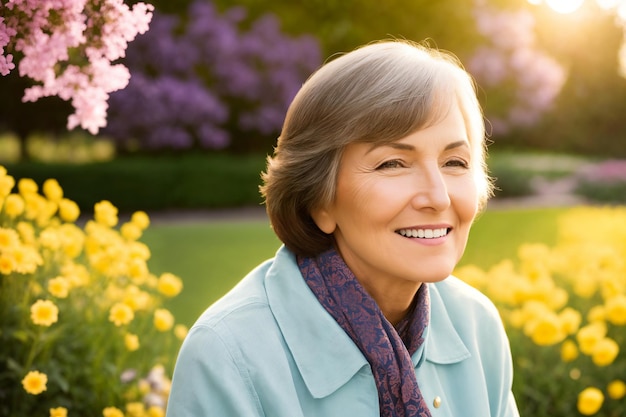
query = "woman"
xmin=166 ymin=40 xmax=519 ymax=417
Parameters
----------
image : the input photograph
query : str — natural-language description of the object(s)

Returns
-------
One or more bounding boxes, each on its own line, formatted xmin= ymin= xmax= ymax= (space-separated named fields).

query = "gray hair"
xmin=260 ymin=40 xmax=492 ymax=256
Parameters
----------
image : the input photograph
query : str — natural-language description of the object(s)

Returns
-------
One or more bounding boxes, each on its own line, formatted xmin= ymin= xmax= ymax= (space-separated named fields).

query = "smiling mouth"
xmin=396 ymin=228 xmax=450 ymax=239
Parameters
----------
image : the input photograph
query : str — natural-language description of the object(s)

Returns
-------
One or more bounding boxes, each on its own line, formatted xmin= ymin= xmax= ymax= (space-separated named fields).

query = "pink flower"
xmin=468 ymin=2 xmax=566 ymax=133
xmin=1 ymin=0 xmax=154 ymax=133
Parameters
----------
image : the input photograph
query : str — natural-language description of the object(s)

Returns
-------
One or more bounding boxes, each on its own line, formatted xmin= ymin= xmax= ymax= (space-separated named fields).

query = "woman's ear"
xmin=311 ymin=206 xmax=337 ymax=235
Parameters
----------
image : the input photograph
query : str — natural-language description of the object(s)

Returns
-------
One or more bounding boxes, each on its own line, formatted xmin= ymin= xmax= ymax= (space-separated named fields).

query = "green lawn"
xmin=142 ymin=206 xmax=565 ymax=327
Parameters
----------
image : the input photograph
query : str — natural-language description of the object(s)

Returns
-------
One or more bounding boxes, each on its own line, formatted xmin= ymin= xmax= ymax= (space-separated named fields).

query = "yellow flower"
xmin=35 ymin=199 xmax=58 ymax=227
xmin=102 ymin=407 xmax=125 ymax=417
xmin=62 ymin=263 xmax=90 ymax=287
xmin=560 ymin=339 xmax=579 ymax=362
xmin=39 ymin=227 xmax=61 ymax=250
xmin=123 ymin=286 xmax=151 ymax=311
xmin=12 ymin=245 xmax=43 ymax=274
xmin=109 ymin=302 xmax=134 ymax=326
xmin=591 ymin=337 xmax=619 ymax=366
xmin=3 ymin=193 xmax=24 ymax=217
xmin=21 ymin=192 xmax=46 ymax=220
xmin=126 ymin=402 xmax=145 ymax=417
xmin=573 ymin=271 xmax=598 ymax=299
xmin=0 ymin=254 xmax=16 ymax=275
xmin=157 ymin=272 xmax=183 ymax=298
xmin=128 ymin=241 xmax=150 ymax=260
xmin=125 ymin=333 xmax=140 ymax=351
xmin=600 ymin=275 xmax=625 ymax=299
xmin=131 ymin=210 xmax=150 ymax=230
xmin=607 ymin=379 xmax=626 ymax=400
xmin=174 ymin=324 xmax=189 ymax=340
xmin=48 ymin=276 xmax=70 ymax=298
xmin=559 ymin=307 xmax=582 ymax=335
xmin=148 ymin=405 xmax=165 ymax=417
xmin=138 ymin=378 xmax=151 ymax=394
xmin=18 ymin=178 xmax=38 ymax=195
xmin=42 ymin=178 xmax=63 ymax=202
xmin=94 ymin=200 xmax=118 ymax=227
xmin=128 ymin=258 xmax=148 ymax=281
xmin=576 ymin=322 xmax=607 ymax=355
xmin=121 ymin=222 xmax=142 ymax=241
xmin=455 ymin=264 xmax=487 ymax=289
xmin=506 ymin=309 xmax=525 ymax=329
xmin=57 ymin=224 xmax=85 ymax=259
xmin=16 ymin=221 xmax=35 ymax=244
xmin=604 ymin=294 xmax=626 ymax=325
xmin=546 ymin=287 xmax=569 ymax=311
xmin=0 ymin=227 xmax=20 ymax=249
xmin=21 ymin=370 xmax=48 ymax=395
xmin=587 ymin=305 xmax=606 ymax=323
xmin=526 ymin=311 xmax=565 ymax=346
xmin=577 ymin=387 xmax=604 ymax=416
xmin=154 ymin=308 xmax=174 ymax=332
xmin=0 ymin=171 xmax=15 ymax=197
xmin=30 ymin=299 xmax=59 ymax=326
xmin=58 ymin=198 xmax=80 ymax=223
xmin=50 ymin=406 xmax=68 ymax=417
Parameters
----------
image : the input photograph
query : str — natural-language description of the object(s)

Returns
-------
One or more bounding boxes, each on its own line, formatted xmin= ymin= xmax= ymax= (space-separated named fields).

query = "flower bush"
xmin=456 ymin=206 xmax=626 ymax=417
xmin=467 ymin=1 xmax=566 ymax=135
xmin=104 ymin=0 xmax=321 ymax=152
xmin=0 ymin=165 xmax=186 ymax=416
xmin=0 ymin=0 xmax=154 ymax=134
xmin=575 ymin=159 xmax=626 ymax=204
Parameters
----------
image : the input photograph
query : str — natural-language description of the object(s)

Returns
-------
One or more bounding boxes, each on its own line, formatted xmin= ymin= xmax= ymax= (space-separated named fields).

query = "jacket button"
xmin=433 ymin=396 xmax=442 ymax=408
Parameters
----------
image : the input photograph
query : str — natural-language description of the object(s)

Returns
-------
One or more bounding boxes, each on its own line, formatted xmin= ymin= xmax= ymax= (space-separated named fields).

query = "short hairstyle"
xmin=260 ymin=39 xmax=492 ymax=257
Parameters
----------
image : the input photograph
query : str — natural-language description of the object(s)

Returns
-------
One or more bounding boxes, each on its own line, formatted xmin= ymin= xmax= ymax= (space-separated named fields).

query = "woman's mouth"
xmin=396 ymin=227 xmax=451 ymax=239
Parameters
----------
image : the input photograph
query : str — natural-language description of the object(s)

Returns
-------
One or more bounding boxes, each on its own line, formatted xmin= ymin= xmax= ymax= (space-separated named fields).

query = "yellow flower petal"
xmin=22 ymin=370 xmax=48 ymax=395
xmin=30 ymin=299 xmax=59 ymax=327
xmin=577 ymin=387 xmax=604 ymax=416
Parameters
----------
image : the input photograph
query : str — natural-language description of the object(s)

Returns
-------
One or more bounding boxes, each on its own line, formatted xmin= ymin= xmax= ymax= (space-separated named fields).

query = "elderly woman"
xmin=166 ymin=40 xmax=520 ymax=417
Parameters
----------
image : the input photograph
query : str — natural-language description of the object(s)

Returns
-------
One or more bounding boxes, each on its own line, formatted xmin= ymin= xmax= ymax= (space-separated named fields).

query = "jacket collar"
xmin=265 ymin=246 xmax=470 ymax=399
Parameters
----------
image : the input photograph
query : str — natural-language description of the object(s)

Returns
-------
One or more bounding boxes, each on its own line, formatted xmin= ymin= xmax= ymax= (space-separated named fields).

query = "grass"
xmin=142 ymin=206 xmax=567 ymax=328
xmin=460 ymin=206 xmax=563 ymax=268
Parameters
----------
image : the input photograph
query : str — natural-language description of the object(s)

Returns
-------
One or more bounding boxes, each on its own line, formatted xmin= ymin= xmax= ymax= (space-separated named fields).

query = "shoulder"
xmin=181 ymin=247 xmax=300 ymax=358
xmin=195 ymin=259 xmax=273 ymax=327
xmin=432 ymin=275 xmax=500 ymax=319
xmin=188 ymin=256 xmax=281 ymax=345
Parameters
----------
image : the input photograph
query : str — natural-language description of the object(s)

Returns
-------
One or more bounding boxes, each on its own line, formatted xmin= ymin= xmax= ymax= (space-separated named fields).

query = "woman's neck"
xmin=359 ymin=280 xmax=422 ymax=326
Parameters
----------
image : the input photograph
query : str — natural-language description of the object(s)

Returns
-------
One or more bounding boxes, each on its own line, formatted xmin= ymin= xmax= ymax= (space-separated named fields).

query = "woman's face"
xmin=313 ymin=101 xmax=479 ymax=292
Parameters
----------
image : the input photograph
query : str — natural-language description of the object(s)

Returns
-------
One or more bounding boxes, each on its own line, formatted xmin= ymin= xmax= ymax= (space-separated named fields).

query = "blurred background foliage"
xmin=2 ymin=0 xmax=626 ymax=211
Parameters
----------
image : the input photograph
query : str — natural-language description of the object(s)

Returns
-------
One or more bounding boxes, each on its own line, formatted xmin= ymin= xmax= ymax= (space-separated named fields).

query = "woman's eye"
xmin=376 ymin=159 xmax=404 ymax=170
xmin=444 ymin=159 xmax=469 ymax=169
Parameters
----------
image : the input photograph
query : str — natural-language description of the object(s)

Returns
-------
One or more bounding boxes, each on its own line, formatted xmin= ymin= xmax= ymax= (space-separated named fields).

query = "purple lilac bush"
xmin=579 ymin=159 xmax=626 ymax=184
xmin=570 ymin=159 xmax=626 ymax=204
xmin=105 ymin=0 xmax=321 ymax=151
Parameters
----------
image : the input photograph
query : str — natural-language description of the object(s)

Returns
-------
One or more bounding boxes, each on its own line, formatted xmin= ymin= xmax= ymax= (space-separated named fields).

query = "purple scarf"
xmin=297 ymin=248 xmax=432 ymax=417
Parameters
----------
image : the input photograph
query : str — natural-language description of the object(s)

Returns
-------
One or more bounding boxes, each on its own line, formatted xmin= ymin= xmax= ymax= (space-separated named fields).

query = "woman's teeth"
xmin=397 ymin=228 xmax=449 ymax=238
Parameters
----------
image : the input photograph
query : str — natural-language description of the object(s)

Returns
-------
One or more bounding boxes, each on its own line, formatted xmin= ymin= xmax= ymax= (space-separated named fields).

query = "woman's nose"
xmin=410 ymin=165 xmax=451 ymax=212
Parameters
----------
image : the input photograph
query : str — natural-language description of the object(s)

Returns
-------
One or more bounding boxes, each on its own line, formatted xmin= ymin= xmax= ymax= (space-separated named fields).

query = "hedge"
xmin=2 ymin=153 xmax=267 ymax=214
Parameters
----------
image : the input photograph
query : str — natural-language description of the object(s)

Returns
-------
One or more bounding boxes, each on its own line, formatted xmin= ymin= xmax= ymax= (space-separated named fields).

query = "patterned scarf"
xmin=297 ymin=248 xmax=432 ymax=417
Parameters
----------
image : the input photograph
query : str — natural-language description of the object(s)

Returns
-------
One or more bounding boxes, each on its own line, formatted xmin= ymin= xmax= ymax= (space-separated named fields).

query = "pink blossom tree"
xmin=0 ymin=0 xmax=154 ymax=135
xmin=468 ymin=0 xmax=567 ymax=136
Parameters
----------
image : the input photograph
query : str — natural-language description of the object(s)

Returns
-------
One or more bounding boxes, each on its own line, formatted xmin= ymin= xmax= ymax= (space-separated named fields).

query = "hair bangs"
xmin=347 ymin=61 xmax=458 ymax=147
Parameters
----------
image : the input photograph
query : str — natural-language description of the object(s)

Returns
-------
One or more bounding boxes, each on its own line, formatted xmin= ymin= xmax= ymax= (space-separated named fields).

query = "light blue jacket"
xmin=166 ymin=246 xmax=519 ymax=417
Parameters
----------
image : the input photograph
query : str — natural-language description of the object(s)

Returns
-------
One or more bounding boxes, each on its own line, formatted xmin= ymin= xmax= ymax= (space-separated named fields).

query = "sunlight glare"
xmin=596 ymin=0 xmax=621 ymax=10
xmin=545 ymin=0 xmax=585 ymax=13
xmin=618 ymin=2 xmax=626 ymax=19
